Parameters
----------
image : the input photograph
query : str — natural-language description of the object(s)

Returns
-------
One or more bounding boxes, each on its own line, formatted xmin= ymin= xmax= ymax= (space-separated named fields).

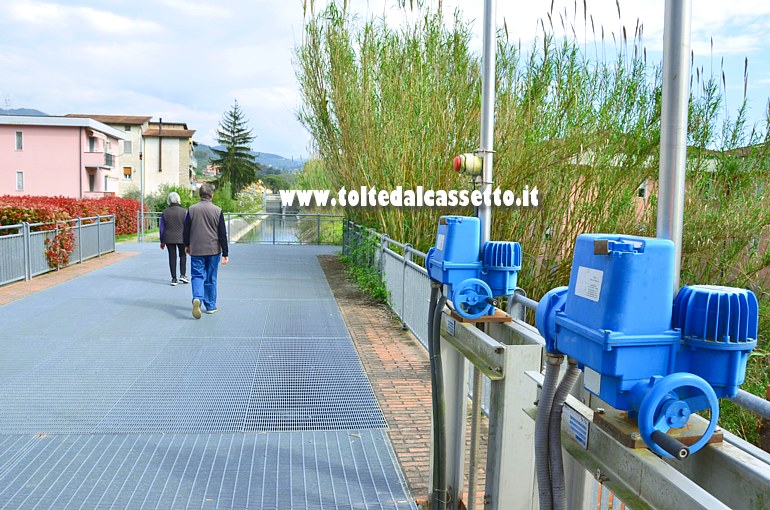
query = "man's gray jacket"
xmin=183 ymin=199 xmax=229 ymax=257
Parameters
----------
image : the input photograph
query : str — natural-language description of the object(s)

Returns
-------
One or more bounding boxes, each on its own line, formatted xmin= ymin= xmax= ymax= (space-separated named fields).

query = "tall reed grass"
xmin=296 ymin=0 xmax=770 ymax=444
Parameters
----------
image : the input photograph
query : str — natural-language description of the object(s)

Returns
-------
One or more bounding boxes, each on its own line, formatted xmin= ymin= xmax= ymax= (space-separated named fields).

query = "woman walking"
xmin=160 ymin=192 xmax=189 ymax=286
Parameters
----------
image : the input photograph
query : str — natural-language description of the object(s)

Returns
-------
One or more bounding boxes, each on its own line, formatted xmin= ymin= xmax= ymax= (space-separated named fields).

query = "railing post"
xmin=23 ymin=222 xmax=31 ymax=281
xmin=97 ymin=216 xmax=101 ymax=257
xmin=317 ymin=213 xmax=321 ymax=245
xmin=136 ymin=211 xmax=141 ymax=243
xmin=401 ymin=244 xmax=412 ymax=329
xmin=55 ymin=222 xmax=61 ymax=271
xmin=77 ymin=218 xmax=83 ymax=264
xmin=508 ymin=288 xmax=528 ymax=321
xmin=227 ymin=213 xmax=232 ymax=243
xmin=379 ymin=234 xmax=387 ymax=275
xmin=272 ymin=215 xmax=276 ymax=245
xmin=110 ymin=214 xmax=116 ymax=252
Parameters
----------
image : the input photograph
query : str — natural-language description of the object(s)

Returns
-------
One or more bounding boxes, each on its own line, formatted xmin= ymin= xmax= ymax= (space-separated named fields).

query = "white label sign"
xmin=436 ymin=234 xmax=445 ymax=251
xmin=564 ymin=405 xmax=590 ymax=449
xmin=575 ymin=266 xmax=603 ymax=302
xmin=584 ymin=366 xmax=601 ymax=395
xmin=447 ymin=318 xmax=455 ymax=336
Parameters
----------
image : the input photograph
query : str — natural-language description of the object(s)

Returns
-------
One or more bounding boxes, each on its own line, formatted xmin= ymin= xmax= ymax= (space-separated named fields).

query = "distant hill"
xmin=194 ymin=143 xmax=305 ymax=173
xmin=0 ymin=108 xmax=49 ymax=116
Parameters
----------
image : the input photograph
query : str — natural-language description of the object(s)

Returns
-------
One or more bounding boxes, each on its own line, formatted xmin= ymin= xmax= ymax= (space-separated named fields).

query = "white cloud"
xmin=9 ymin=1 xmax=162 ymax=34
xmin=77 ymin=7 xmax=163 ymax=35
xmin=157 ymin=0 xmax=233 ymax=18
xmin=8 ymin=1 xmax=67 ymax=25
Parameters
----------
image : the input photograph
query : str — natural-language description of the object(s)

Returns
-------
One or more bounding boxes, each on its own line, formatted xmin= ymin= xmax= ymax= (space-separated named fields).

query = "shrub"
xmin=0 ymin=195 xmax=142 ymax=236
xmin=44 ymin=223 xmax=76 ymax=268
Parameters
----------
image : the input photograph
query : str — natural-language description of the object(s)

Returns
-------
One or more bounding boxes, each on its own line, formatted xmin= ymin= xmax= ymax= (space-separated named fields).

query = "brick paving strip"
xmin=319 ymin=255 xmax=489 ymax=510
xmin=0 ymin=251 xmax=138 ymax=306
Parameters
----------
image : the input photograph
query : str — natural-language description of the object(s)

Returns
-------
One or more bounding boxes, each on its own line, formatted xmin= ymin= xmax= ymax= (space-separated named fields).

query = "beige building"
xmin=66 ymin=114 xmax=196 ymax=196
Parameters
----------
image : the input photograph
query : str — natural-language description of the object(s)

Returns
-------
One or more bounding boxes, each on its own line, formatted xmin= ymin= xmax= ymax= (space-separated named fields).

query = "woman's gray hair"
xmin=167 ymin=192 xmax=181 ymax=205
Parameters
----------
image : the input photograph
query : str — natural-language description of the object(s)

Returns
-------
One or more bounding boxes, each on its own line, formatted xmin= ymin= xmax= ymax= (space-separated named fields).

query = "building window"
xmin=124 ymin=140 xmax=132 ymax=154
xmin=106 ymin=141 xmax=111 ymax=152
xmin=104 ymin=175 xmax=109 ymax=191
xmin=124 ymin=125 xmax=131 ymax=131
xmin=15 ymin=131 xmax=22 ymax=150
xmin=88 ymin=173 xmax=95 ymax=192
xmin=123 ymin=166 xmax=133 ymax=180
xmin=89 ymin=136 xmax=96 ymax=152
xmin=16 ymin=171 xmax=23 ymax=190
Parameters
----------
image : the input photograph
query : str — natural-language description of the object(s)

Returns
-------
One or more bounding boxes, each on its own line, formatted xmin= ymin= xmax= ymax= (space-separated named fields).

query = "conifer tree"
xmin=212 ymin=100 xmax=259 ymax=197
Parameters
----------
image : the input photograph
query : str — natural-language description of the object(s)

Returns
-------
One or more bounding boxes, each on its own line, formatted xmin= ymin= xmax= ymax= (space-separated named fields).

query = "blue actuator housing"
xmin=537 ymin=234 xmax=680 ymax=410
xmin=426 ymin=216 xmax=481 ymax=286
xmin=536 ymin=232 xmax=759 ymax=458
xmin=426 ymin=216 xmax=522 ymax=319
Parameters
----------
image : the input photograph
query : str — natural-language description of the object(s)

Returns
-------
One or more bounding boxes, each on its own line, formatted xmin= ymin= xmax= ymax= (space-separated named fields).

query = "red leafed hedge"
xmin=0 ymin=195 xmax=142 ymax=236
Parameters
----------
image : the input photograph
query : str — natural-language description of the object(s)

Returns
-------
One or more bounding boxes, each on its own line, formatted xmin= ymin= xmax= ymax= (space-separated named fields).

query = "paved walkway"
xmin=0 ymin=243 xmax=416 ymax=509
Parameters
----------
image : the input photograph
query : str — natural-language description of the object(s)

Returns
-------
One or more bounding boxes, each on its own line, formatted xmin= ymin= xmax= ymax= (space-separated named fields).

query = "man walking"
xmin=183 ymin=183 xmax=229 ymax=319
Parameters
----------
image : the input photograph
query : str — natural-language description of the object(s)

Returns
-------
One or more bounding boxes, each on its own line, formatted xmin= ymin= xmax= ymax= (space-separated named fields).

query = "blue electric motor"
xmin=426 ymin=216 xmax=522 ymax=319
xmin=537 ymin=233 xmax=758 ymax=458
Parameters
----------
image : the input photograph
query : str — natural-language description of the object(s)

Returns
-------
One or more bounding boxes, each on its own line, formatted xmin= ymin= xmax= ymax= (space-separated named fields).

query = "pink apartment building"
xmin=0 ymin=115 xmax=125 ymax=198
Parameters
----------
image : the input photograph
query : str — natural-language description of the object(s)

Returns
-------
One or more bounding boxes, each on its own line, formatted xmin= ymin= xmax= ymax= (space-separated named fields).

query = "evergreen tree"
xmin=212 ymin=100 xmax=259 ymax=197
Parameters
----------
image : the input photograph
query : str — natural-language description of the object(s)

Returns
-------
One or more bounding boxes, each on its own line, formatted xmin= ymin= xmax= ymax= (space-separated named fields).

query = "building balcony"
xmin=83 ymin=151 xmax=116 ymax=169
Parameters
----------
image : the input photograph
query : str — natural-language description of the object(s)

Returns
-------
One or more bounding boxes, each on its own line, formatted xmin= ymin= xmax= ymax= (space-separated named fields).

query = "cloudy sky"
xmin=1 ymin=0 xmax=769 ymax=160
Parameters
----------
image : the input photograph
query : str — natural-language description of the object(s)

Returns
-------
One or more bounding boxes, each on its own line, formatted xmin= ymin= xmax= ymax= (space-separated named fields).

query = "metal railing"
xmin=137 ymin=211 xmax=344 ymax=245
xmin=0 ymin=216 xmax=115 ymax=287
xmin=341 ymin=219 xmax=770 ymax=510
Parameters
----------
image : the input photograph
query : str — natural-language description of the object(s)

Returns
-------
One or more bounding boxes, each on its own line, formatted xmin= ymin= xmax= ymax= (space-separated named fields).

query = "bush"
xmin=0 ymin=195 xmax=142 ymax=236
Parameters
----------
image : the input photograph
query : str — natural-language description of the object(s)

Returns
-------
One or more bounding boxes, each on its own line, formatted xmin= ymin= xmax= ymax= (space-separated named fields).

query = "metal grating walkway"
xmin=0 ymin=243 xmax=415 ymax=509
xmin=0 ymin=430 xmax=411 ymax=509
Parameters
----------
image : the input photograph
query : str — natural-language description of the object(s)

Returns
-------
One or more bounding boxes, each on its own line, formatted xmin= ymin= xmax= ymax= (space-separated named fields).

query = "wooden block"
xmin=593 ymin=408 xmax=723 ymax=449
xmin=449 ymin=307 xmax=512 ymax=323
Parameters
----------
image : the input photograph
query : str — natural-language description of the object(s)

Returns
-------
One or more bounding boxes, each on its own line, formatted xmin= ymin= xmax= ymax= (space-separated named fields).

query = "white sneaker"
xmin=192 ymin=298 xmax=201 ymax=319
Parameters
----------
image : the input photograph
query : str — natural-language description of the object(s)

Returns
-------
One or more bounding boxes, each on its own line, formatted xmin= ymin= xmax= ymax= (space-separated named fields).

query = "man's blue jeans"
xmin=190 ymin=254 xmax=221 ymax=311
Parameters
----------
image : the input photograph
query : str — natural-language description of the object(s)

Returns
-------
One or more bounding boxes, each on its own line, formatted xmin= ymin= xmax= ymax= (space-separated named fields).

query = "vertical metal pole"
xmin=97 ymin=216 xmax=101 ymax=257
xmin=136 ymin=211 xmax=140 ymax=243
xmin=402 ymin=245 xmax=412 ymax=328
xmin=272 ymin=215 xmax=276 ymax=245
xmin=227 ymin=213 xmax=232 ymax=243
xmin=317 ymin=213 xmax=321 ymax=244
xmin=467 ymin=365 xmax=484 ymax=510
xmin=478 ymin=0 xmax=496 ymax=247
xmin=439 ymin=317 xmax=469 ymax=510
xmin=77 ymin=218 xmax=82 ymax=264
xmin=379 ymin=235 xmax=387 ymax=275
xmin=140 ymin=136 xmax=145 ymax=242
xmin=23 ymin=222 xmax=31 ymax=281
xmin=657 ymin=0 xmax=692 ymax=290
xmin=469 ymin=3 xmax=497 ymax=507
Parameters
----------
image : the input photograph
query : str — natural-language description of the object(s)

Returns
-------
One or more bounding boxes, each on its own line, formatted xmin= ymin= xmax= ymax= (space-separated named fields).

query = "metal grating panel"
xmin=0 ymin=430 xmax=416 ymax=510
xmin=0 ymin=337 xmax=385 ymax=435
xmin=262 ymin=300 xmax=350 ymax=337
xmin=0 ymin=337 xmax=170 ymax=434
xmin=246 ymin=338 xmax=387 ymax=431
